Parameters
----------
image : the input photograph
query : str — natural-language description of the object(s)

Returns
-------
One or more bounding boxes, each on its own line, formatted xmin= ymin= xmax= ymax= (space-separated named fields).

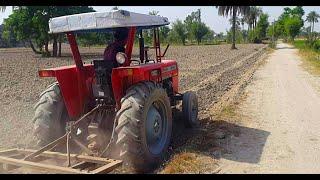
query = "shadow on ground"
xmin=167 ymin=112 xmax=270 ymax=165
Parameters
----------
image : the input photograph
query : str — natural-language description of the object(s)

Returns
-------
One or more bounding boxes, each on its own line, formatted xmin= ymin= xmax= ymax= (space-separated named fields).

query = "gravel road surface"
xmin=218 ymin=43 xmax=320 ymax=173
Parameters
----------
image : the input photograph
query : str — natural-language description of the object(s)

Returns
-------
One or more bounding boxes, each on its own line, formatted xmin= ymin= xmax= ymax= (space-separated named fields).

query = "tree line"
xmin=1 ymin=6 xmax=318 ymax=55
xmin=217 ymin=6 xmax=269 ymax=49
xmin=266 ymin=6 xmax=320 ymax=50
xmin=142 ymin=9 xmax=215 ymax=46
xmin=0 ymin=7 xmax=216 ymax=56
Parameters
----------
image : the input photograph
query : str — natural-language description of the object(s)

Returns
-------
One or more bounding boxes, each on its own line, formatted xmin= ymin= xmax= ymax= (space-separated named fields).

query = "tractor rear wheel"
xmin=115 ymin=82 xmax=172 ymax=172
xmin=32 ymin=82 xmax=68 ymax=147
xmin=182 ymin=91 xmax=199 ymax=128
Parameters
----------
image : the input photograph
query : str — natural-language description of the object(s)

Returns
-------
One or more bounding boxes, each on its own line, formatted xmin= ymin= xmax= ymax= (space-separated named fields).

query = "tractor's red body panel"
xmin=39 ymin=60 xmax=178 ymax=118
xmin=111 ymin=60 xmax=178 ymax=109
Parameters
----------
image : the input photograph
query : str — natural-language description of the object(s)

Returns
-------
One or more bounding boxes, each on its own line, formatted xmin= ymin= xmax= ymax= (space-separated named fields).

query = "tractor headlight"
xmin=116 ymin=52 xmax=127 ymax=64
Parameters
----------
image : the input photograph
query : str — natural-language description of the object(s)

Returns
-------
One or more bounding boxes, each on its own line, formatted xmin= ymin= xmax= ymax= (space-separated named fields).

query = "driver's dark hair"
xmin=114 ymin=28 xmax=129 ymax=41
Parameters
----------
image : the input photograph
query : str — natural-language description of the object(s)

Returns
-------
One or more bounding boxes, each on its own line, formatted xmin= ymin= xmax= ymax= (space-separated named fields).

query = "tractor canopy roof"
xmin=48 ymin=10 xmax=170 ymax=34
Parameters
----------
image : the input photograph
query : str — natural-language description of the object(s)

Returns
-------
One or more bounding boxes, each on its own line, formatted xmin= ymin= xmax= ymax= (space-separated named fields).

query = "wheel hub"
xmin=147 ymin=106 xmax=162 ymax=141
xmin=146 ymin=103 xmax=167 ymax=155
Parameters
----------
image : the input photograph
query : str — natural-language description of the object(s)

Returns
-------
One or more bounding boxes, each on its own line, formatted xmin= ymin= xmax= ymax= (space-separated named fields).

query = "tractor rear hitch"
xmin=174 ymin=93 xmax=183 ymax=101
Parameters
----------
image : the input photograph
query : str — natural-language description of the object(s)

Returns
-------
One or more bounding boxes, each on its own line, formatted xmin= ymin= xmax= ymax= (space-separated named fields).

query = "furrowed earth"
xmin=0 ymin=43 xmax=267 ymax=173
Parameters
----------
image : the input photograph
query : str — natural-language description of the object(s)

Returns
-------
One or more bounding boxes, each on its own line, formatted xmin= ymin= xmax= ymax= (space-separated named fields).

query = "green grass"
xmin=161 ymin=152 xmax=202 ymax=173
xmin=215 ymin=105 xmax=237 ymax=120
xmin=293 ymin=39 xmax=308 ymax=49
xmin=293 ymin=40 xmax=320 ymax=75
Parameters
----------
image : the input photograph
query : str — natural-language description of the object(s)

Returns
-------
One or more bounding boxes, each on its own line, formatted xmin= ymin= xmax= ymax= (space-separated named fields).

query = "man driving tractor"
xmin=103 ymin=28 xmax=129 ymax=68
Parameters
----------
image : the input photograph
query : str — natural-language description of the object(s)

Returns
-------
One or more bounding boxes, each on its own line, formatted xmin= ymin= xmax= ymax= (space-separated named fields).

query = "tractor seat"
xmin=93 ymin=60 xmax=113 ymax=75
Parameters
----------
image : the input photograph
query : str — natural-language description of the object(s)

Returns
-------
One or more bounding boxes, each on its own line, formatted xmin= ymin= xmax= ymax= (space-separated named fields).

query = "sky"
xmin=1 ymin=6 xmax=320 ymax=34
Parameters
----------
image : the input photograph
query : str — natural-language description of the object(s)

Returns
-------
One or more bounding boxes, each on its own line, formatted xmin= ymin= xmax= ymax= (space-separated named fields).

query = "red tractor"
xmin=30 ymin=10 xmax=199 ymax=172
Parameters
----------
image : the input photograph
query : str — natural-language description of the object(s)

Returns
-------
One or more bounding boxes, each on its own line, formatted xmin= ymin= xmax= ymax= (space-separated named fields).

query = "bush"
xmin=304 ymin=39 xmax=320 ymax=52
xmin=294 ymin=40 xmax=306 ymax=49
xmin=226 ymin=30 xmax=244 ymax=44
xmin=268 ymin=41 xmax=276 ymax=49
xmin=248 ymin=30 xmax=262 ymax=44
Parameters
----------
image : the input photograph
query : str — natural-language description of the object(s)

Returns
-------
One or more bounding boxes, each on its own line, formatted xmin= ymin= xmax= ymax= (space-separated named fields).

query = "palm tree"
xmin=112 ymin=6 xmax=119 ymax=10
xmin=229 ymin=16 xmax=241 ymax=30
xmin=244 ymin=6 xmax=262 ymax=30
xmin=240 ymin=17 xmax=248 ymax=42
xmin=216 ymin=6 xmax=251 ymax=49
xmin=240 ymin=17 xmax=246 ymax=31
xmin=149 ymin=10 xmax=159 ymax=16
xmin=243 ymin=13 xmax=252 ymax=32
xmin=251 ymin=7 xmax=262 ymax=29
xmin=0 ymin=6 xmax=20 ymax=13
xmin=0 ymin=6 xmax=6 ymax=12
xmin=306 ymin=11 xmax=320 ymax=41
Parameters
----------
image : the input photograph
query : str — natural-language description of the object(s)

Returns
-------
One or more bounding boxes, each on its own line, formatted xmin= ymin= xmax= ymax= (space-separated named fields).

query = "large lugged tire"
xmin=182 ymin=91 xmax=199 ymax=128
xmin=115 ymin=81 xmax=172 ymax=172
xmin=32 ymin=82 xmax=68 ymax=147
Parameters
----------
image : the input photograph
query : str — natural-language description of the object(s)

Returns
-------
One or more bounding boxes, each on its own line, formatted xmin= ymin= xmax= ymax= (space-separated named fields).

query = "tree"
xmin=191 ymin=22 xmax=210 ymax=44
xmin=229 ymin=16 xmax=241 ymax=30
xmin=2 ymin=6 xmax=95 ymax=56
xmin=274 ymin=6 xmax=304 ymax=42
xmin=183 ymin=9 xmax=211 ymax=44
xmin=147 ymin=10 xmax=171 ymax=43
xmin=48 ymin=6 xmax=95 ymax=56
xmin=299 ymin=26 xmax=310 ymax=37
xmin=284 ymin=16 xmax=303 ymax=42
xmin=216 ymin=6 xmax=251 ymax=49
xmin=244 ymin=6 xmax=262 ymax=31
xmin=248 ymin=6 xmax=262 ymax=29
xmin=215 ymin=32 xmax=225 ymax=41
xmin=2 ymin=7 xmax=43 ymax=54
xmin=171 ymin=20 xmax=187 ymax=45
xmin=306 ymin=11 xmax=320 ymax=41
xmin=240 ymin=17 xmax=246 ymax=31
xmin=139 ymin=10 xmax=160 ymax=45
xmin=149 ymin=10 xmax=159 ymax=16
xmin=184 ymin=9 xmax=202 ymax=42
xmin=77 ymin=32 xmax=112 ymax=48
xmin=185 ymin=9 xmax=201 ymax=24
xmin=0 ymin=6 xmax=5 ymax=12
xmin=203 ymin=29 xmax=215 ymax=43
xmin=256 ymin=13 xmax=269 ymax=40
xmin=159 ymin=26 xmax=170 ymax=42
xmin=291 ymin=6 xmax=305 ymax=18
xmin=227 ymin=27 xmax=244 ymax=44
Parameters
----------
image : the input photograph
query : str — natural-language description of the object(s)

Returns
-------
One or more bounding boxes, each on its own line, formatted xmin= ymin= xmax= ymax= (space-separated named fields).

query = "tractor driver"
xmin=103 ymin=28 xmax=129 ymax=68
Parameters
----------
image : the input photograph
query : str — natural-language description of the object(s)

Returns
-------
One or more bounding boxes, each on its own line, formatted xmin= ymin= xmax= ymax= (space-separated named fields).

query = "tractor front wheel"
xmin=182 ymin=91 xmax=199 ymax=128
xmin=115 ymin=82 xmax=172 ymax=172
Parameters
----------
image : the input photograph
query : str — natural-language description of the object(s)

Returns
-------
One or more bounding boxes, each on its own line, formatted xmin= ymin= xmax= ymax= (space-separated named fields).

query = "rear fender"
xmin=38 ymin=64 xmax=95 ymax=118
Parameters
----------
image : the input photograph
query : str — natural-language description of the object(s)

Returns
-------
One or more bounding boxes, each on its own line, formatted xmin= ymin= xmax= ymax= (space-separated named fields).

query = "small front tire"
xmin=182 ymin=91 xmax=199 ymax=128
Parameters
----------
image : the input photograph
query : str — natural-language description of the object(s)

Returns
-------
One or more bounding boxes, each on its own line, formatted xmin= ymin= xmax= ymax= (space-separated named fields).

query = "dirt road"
xmin=218 ymin=43 xmax=320 ymax=173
